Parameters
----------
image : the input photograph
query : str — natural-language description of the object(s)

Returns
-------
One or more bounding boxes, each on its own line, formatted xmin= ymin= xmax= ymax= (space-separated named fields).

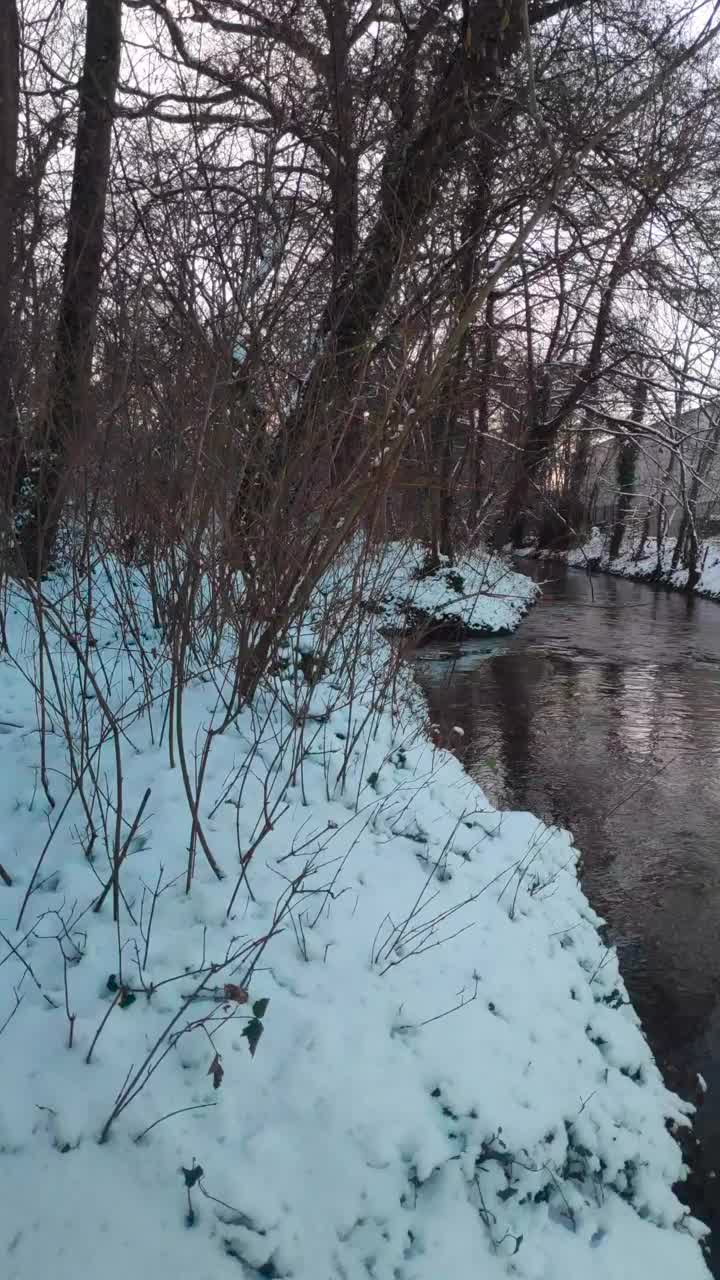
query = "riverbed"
xmin=414 ymin=559 xmax=720 ymax=1269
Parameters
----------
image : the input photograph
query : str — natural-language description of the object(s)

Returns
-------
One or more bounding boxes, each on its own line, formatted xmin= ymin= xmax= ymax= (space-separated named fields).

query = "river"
xmin=414 ymin=559 xmax=720 ymax=1270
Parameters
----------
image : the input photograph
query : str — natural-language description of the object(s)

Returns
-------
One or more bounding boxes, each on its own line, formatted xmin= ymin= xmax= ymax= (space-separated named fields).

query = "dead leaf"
xmin=208 ymin=1052 xmax=224 ymax=1089
xmin=223 ymin=983 xmax=249 ymax=1004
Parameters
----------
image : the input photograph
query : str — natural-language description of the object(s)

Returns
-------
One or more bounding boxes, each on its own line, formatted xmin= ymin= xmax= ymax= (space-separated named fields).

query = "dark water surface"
xmin=414 ymin=560 xmax=720 ymax=1267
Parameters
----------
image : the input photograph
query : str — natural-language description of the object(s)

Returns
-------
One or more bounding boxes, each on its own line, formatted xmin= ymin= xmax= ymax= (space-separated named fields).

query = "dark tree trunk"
xmin=609 ymin=376 xmax=648 ymax=561
xmin=15 ymin=0 xmax=122 ymax=575
xmin=0 ymin=0 xmax=20 ymax=491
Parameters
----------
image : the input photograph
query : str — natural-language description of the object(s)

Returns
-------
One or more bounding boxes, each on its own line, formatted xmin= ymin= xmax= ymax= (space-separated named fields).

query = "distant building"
xmin=584 ymin=399 xmax=720 ymax=538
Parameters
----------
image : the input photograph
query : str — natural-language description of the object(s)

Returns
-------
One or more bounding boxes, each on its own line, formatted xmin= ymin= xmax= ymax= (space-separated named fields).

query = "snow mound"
xmin=0 ymin=559 xmax=709 ymax=1280
xmin=369 ymin=542 xmax=539 ymax=637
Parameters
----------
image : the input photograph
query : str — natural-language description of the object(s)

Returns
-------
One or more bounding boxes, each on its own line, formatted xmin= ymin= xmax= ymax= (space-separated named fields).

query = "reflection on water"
xmin=415 ymin=561 xmax=720 ymax=1263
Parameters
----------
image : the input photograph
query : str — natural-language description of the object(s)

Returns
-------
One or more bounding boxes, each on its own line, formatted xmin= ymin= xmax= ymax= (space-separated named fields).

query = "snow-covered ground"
xmin=0 ymin=550 xmax=710 ymax=1280
xmin=519 ymin=528 xmax=720 ymax=600
xmin=369 ymin=541 xmax=539 ymax=636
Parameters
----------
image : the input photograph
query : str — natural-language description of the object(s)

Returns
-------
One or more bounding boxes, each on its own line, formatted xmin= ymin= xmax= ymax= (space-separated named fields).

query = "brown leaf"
xmin=208 ymin=1052 xmax=224 ymax=1089
xmin=223 ymin=982 xmax=249 ymax=1005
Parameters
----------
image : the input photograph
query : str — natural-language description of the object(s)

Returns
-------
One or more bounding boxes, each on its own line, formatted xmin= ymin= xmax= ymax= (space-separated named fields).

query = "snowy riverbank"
xmin=0 ymin=550 xmax=710 ymax=1280
xmin=369 ymin=541 xmax=539 ymax=637
xmin=519 ymin=528 xmax=720 ymax=601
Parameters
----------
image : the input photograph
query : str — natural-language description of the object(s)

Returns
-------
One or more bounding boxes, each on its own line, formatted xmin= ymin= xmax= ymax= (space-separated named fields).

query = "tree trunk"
xmin=609 ymin=375 xmax=648 ymax=561
xmin=324 ymin=0 xmax=357 ymax=301
xmin=551 ymin=411 xmax=594 ymax=549
xmin=655 ymin=447 xmax=677 ymax=578
xmin=634 ymin=509 xmax=650 ymax=562
xmin=0 ymin=0 xmax=20 ymax=493
xmin=608 ymin=439 xmax=638 ymax=561
xmin=472 ymin=290 xmax=496 ymax=523
xmin=494 ymin=367 xmax=552 ymax=549
xmin=427 ymin=398 xmax=456 ymax=565
xmin=671 ymin=511 xmax=687 ymax=573
xmin=680 ymin=410 xmax=720 ymax=591
xmin=685 ymin=515 xmax=700 ymax=592
xmin=15 ymin=0 xmax=122 ymax=575
xmin=427 ymin=190 xmax=491 ymax=563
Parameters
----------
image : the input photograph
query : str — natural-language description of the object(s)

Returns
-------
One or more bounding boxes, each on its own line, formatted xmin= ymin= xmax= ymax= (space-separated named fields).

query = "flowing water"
xmin=414 ymin=559 xmax=720 ymax=1269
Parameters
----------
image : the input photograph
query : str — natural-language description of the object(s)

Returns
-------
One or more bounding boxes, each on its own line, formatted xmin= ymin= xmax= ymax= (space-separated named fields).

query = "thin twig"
xmin=134 ymin=1101 xmax=217 ymax=1143
xmin=93 ymin=787 xmax=152 ymax=913
xmin=142 ymin=863 xmax=164 ymax=969
xmin=62 ymin=950 xmax=76 ymax=1049
xmin=86 ymin=989 xmax=121 ymax=1065
xmin=0 ymin=927 xmax=44 ymax=992
xmin=0 ymin=990 xmax=22 ymax=1038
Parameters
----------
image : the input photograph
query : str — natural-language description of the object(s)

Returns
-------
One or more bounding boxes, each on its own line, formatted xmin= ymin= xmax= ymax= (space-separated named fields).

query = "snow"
xmin=369 ymin=541 xmax=540 ymax=637
xmin=0 ymin=550 xmax=710 ymax=1280
xmin=521 ymin=527 xmax=720 ymax=600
